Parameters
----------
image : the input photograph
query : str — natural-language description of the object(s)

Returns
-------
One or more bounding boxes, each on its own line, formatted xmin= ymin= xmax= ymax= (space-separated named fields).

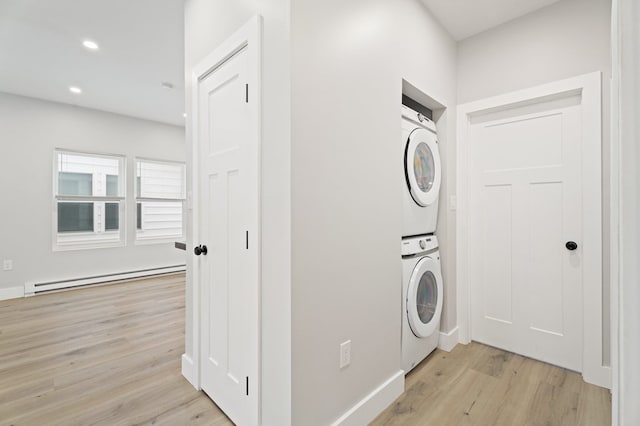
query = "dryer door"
xmin=405 ymin=128 xmax=441 ymax=207
xmin=407 ymin=256 xmax=443 ymax=338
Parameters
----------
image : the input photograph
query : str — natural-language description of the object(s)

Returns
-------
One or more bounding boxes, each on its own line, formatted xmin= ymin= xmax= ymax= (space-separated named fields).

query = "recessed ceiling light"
xmin=69 ymin=86 xmax=82 ymax=94
xmin=82 ymin=40 xmax=99 ymax=51
xmin=183 ymin=113 xmax=187 ymax=118
xmin=161 ymin=82 xmax=174 ymax=90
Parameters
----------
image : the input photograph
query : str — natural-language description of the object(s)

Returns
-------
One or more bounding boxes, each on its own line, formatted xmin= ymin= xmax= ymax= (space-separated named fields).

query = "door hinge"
xmin=245 ymin=84 xmax=249 ymax=103
xmin=246 ymin=376 xmax=249 ymax=396
xmin=246 ymin=231 xmax=249 ymax=250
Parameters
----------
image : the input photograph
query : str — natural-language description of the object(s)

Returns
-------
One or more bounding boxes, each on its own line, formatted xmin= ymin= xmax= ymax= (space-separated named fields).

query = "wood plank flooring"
xmin=0 ymin=274 xmax=611 ymax=425
xmin=371 ymin=342 xmax=611 ymax=426
xmin=0 ymin=273 xmax=232 ymax=426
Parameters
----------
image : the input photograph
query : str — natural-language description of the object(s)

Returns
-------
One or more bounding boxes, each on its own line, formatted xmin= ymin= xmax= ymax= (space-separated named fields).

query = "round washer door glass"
xmin=413 ymin=143 xmax=435 ymax=193
xmin=405 ymin=128 xmax=441 ymax=207
xmin=407 ymin=256 xmax=443 ymax=338
xmin=416 ymin=270 xmax=438 ymax=324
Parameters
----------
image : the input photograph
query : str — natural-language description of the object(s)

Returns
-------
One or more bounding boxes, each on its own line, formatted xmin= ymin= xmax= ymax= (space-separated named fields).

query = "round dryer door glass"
xmin=416 ymin=271 xmax=438 ymax=324
xmin=413 ymin=142 xmax=435 ymax=193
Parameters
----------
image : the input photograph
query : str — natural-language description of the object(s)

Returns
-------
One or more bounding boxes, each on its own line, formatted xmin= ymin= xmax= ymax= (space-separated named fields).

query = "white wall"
xmin=290 ymin=0 xmax=456 ymax=423
xmin=0 ymin=92 xmax=186 ymax=291
xmin=184 ymin=1 xmax=612 ymax=423
xmin=184 ymin=1 xmax=291 ymax=424
xmin=613 ymin=0 xmax=640 ymax=422
xmin=457 ymin=0 xmax=612 ymax=364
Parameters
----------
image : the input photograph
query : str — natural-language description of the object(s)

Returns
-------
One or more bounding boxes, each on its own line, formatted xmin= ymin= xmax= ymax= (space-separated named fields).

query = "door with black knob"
xmin=194 ymin=27 xmax=260 ymax=426
xmin=468 ymin=89 xmax=588 ymax=374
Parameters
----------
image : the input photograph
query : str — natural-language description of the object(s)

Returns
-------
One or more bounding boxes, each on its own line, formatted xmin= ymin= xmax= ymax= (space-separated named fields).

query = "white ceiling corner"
xmin=421 ymin=0 xmax=562 ymax=41
xmin=0 ymin=0 xmax=185 ymax=126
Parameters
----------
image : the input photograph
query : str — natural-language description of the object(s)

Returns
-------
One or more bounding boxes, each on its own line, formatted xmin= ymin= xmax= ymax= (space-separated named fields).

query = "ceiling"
xmin=421 ymin=0 xmax=562 ymax=40
xmin=0 ymin=0 xmax=562 ymax=125
xmin=0 ymin=0 xmax=185 ymax=126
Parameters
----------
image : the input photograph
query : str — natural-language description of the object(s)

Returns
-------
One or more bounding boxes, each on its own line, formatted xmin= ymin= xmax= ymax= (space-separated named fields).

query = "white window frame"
xmin=134 ymin=157 xmax=186 ymax=245
xmin=52 ymin=149 xmax=127 ymax=251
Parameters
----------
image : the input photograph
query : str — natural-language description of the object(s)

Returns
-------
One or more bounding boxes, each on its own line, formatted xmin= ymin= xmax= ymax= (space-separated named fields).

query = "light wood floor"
xmin=372 ymin=342 xmax=611 ymax=426
xmin=0 ymin=274 xmax=611 ymax=425
xmin=0 ymin=273 xmax=232 ymax=426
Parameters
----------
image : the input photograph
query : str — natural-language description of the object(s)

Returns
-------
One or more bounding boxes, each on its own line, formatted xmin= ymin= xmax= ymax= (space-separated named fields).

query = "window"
xmin=135 ymin=159 xmax=186 ymax=242
xmin=54 ymin=151 xmax=125 ymax=250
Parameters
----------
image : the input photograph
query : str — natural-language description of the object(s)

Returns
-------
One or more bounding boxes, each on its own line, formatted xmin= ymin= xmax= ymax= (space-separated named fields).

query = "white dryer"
xmin=401 ymin=234 xmax=443 ymax=374
xmin=402 ymin=105 xmax=441 ymax=237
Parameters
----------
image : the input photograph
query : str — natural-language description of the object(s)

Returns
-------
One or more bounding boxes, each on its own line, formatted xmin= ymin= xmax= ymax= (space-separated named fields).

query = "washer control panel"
xmin=402 ymin=235 xmax=438 ymax=256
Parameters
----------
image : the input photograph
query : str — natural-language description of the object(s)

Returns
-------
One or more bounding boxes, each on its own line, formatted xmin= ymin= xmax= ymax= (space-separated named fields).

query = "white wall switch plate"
xmin=3 ymin=260 xmax=13 ymax=271
xmin=340 ymin=340 xmax=351 ymax=369
xmin=449 ymin=195 xmax=457 ymax=211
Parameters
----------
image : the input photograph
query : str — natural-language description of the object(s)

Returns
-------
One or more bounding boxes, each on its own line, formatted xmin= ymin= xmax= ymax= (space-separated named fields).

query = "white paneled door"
xmin=194 ymin=20 xmax=260 ymax=425
xmin=468 ymin=95 xmax=584 ymax=371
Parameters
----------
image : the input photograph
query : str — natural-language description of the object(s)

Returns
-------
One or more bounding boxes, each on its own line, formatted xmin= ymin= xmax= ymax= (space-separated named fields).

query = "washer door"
xmin=407 ymin=256 xmax=443 ymax=338
xmin=405 ymin=128 xmax=441 ymax=207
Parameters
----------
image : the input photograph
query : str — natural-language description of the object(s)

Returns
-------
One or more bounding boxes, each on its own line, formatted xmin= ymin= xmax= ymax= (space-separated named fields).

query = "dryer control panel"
xmin=402 ymin=235 xmax=438 ymax=256
xmin=401 ymin=105 xmax=437 ymax=134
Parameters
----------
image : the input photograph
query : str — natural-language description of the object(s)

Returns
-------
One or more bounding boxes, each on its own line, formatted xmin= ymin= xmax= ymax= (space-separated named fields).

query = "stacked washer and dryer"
xmin=400 ymin=104 xmax=444 ymax=374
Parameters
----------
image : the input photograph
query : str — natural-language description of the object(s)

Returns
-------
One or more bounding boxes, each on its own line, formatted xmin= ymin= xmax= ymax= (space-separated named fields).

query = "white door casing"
xmin=190 ymin=16 xmax=262 ymax=426
xmin=457 ymin=72 xmax=610 ymax=388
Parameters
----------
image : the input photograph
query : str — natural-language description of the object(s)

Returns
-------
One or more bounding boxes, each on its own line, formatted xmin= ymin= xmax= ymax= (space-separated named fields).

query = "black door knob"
xmin=565 ymin=241 xmax=578 ymax=251
xmin=194 ymin=245 xmax=208 ymax=256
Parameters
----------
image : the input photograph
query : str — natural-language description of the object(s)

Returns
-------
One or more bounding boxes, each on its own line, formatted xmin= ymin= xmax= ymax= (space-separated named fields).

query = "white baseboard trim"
xmin=331 ymin=370 xmax=404 ymax=426
xmin=181 ymin=353 xmax=199 ymax=389
xmin=0 ymin=286 xmax=25 ymax=301
xmin=438 ymin=326 xmax=459 ymax=352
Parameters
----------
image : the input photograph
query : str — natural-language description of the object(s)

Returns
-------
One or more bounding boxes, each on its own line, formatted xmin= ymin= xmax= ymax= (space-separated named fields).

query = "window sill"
xmin=53 ymin=240 xmax=125 ymax=252
xmin=134 ymin=237 xmax=185 ymax=246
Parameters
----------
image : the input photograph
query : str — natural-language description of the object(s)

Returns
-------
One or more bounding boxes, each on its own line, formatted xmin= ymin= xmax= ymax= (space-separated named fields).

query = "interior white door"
xmin=468 ymin=95 xmax=584 ymax=371
xmin=197 ymin=44 xmax=259 ymax=425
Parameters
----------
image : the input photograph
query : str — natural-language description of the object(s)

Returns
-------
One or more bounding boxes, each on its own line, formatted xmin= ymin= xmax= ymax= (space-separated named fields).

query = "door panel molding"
xmin=456 ymin=72 xmax=610 ymax=388
xmin=187 ymin=15 xmax=262 ymax=425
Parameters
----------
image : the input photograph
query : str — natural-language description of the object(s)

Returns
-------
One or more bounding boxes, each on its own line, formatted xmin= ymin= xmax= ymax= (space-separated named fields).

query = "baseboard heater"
xmin=24 ymin=265 xmax=186 ymax=296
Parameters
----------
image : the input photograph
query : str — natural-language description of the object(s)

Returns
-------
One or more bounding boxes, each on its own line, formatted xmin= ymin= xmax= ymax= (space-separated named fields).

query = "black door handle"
xmin=194 ymin=245 xmax=208 ymax=256
xmin=565 ymin=241 xmax=578 ymax=251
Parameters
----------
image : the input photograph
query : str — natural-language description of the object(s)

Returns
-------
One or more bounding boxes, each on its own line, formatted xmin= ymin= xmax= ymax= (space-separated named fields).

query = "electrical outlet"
xmin=340 ymin=340 xmax=351 ymax=369
xmin=3 ymin=260 xmax=13 ymax=271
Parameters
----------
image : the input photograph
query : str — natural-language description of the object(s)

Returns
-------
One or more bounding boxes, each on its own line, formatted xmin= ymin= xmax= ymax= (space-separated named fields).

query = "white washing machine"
xmin=402 ymin=105 xmax=441 ymax=237
xmin=401 ymin=234 xmax=443 ymax=374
